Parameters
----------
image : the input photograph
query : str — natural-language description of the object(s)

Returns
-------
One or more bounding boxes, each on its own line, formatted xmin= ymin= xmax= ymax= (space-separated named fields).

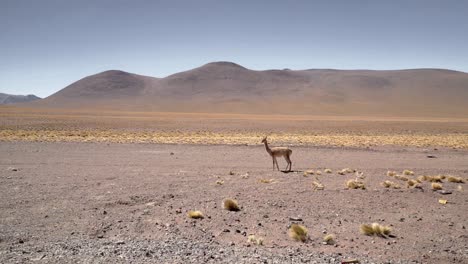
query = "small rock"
xmin=289 ymin=217 xmax=303 ymax=221
xmin=426 ymin=155 xmax=436 ymax=158
xmin=8 ymin=167 xmax=18 ymax=171
xmin=170 ymin=152 xmax=174 ymax=155
xmin=115 ymin=240 xmax=125 ymax=245
xmin=223 ymin=229 xmax=230 ymax=233
xmin=437 ymin=190 xmax=452 ymax=195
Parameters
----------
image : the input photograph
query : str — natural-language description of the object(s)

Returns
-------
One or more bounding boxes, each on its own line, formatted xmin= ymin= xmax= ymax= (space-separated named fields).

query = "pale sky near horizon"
xmin=1 ymin=0 xmax=467 ymax=98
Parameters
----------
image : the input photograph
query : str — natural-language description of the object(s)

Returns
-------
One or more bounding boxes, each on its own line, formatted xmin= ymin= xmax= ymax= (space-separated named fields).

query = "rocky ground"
xmin=1 ymin=142 xmax=467 ymax=263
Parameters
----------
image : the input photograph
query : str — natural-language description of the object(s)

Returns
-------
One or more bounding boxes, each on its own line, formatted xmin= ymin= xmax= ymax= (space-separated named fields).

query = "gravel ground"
xmin=1 ymin=142 xmax=467 ymax=263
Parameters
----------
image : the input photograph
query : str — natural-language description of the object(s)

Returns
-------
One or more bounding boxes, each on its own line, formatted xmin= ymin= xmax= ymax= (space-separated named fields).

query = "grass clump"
xmin=447 ymin=176 xmax=465 ymax=183
xmin=247 ymin=235 xmax=264 ymax=245
xmin=403 ymin=170 xmax=414 ymax=176
xmin=259 ymin=178 xmax=275 ymax=183
xmin=360 ymin=223 xmax=392 ymax=237
xmin=289 ymin=224 xmax=308 ymax=242
xmin=324 ymin=168 xmax=332 ymax=173
xmin=406 ymin=179 xmax=419 ymax=188
xmin=312 ymin=181 xmax=324 ymax=190
xmin=382 ymin=180 xmax=400 ymax=189
xmin=187 ymin=210 xmax=204 ymax=219
xmin=346 ymin=179 xmax=366 ymax=190
xmin=387 ymin=171 xmax=397 ymax=177
xmin=431 ymin=183 xmax=443 ymax=190
xmin=223 ymin=198 xmax=240 ymax=211
xmin=394 ymin=175 xmax=409 ymax=181
xmin=323 ymin=234 xmax=335 ymax=245
xmin=216 ymin=180 xmax=224 ymax=185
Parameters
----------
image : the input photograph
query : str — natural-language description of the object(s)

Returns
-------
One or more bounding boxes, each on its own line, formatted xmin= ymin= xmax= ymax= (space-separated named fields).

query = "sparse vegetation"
xmin=259 ymin=179 xmax=275 ymax=184
xmin=406 ymin=179 xmax=419 ymax=188
xmin=447 ymin=176 xmax=465 ymax=183
xmin=394 ymin=175 xmax=409 ymax=181
xmin=187 ymin=210 xmax=204 ymax=219
xmin=247 ymin=235 xmax=264 ymax=245
xmin=387 ymin=171 xmax=397 ymax=177
xmin=346 ymin=179 xmax=366 ymax=190
xmin=223 ymin=199 xmax=240 ymax=211
xmin=431 ymin=183 xmax=443 ymax=190
xmin=324 ymin=169 xmax=332 ymax=173
xmin=382 ymin=180 xmax=400 ymax=189
xmin=312 ymin=181 xmax=324 ymax=190
xmin=216 ymin=180 xmax=224 ymax=185
xmin=289 ymin=224 xmax=308 ymax=242
xmin=323 ymin=234 xmax=335 ymax=245
xmin=403 ymin=170 xmax=414 ymax=176
xmin=360 ymin=223 xmax=391 ymax=237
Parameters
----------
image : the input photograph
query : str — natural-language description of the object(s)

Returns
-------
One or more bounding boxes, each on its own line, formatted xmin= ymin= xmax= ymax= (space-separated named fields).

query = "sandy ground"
xmin=1 ymin=142 xmax=467 ymax=263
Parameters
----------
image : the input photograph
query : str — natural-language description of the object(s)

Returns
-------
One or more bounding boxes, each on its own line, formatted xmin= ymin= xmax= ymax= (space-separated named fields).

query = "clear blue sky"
xmin=1 ymin=0 xmax=467 ymax=97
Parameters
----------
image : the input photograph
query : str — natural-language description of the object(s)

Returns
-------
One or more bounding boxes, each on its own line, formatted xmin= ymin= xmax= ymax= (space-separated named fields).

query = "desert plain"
xmin=0 ymin=107 xmax=467 ymax=264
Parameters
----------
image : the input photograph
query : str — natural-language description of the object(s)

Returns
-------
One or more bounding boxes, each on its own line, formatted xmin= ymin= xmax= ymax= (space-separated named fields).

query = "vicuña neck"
xmin=264 ymin=141 xmax=272 ymax=155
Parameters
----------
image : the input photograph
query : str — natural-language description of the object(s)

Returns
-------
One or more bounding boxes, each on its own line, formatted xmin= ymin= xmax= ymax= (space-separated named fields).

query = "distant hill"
xmin=28 ymin=62 xmax=468 ymax=117
xmin=0 ymin=93 xmax=41 ymax=105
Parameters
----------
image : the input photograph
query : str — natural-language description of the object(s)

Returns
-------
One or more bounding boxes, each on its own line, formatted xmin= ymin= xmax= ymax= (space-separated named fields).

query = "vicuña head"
xmin=261 ymin=136 xmax=268 ymax=143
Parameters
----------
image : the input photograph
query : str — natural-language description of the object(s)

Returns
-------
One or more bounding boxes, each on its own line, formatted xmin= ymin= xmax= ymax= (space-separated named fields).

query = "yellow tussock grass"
xmin=223 ymin=199 xmax=240 ymax=211
xmin=323 ymin=234 xmax=335 ymax=245
xmin=187 ymin=210 xmax=204 ymax=219
xmin=360 ymin=223 xmax=392 ymax=237
xmin=382 ymin=180 xmax=400 ymax=189
xmin=447 ymin=176 xmax=464 ymax=183
xmin=346 ymin=179 xmax=366 ymax=190
xmin=312 ymin=181 xmax=324 ymax=190
xmin=403 ymin=170 xmax=414 ymax=176
xmin=289 ymin=224 xmax=308 ymax=242
xmin=431 ymin=183 xmax=443 ymax=190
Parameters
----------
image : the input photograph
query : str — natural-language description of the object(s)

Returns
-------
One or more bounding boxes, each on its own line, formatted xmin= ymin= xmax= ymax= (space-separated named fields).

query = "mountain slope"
xmin=0 ymin=93 xmax=41 ymax=105
xmin=29 ymin=62 xmax=468 ymax=117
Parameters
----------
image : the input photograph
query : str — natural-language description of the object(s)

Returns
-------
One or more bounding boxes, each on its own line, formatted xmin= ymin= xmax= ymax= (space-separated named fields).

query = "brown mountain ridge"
xmin=28 ymin=62 xmax=468 ymax=117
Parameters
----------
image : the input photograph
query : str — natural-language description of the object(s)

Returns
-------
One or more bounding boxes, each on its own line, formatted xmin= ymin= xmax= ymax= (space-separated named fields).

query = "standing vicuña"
xmin=261 ymin=136 xmax=292 ymax=171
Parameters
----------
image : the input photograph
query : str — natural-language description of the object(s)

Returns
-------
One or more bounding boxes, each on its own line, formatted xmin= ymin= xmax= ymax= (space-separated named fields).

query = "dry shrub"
xmin=187 ymin=210 xmax=204 ymax=219
xmin=382 ymin=180 xmax=400 ymax=189
xmin=387 ymin=171 xmax=397 ymax=177
xmin=247 ymin=235 xmax=264 ymax=245
xmin=216 ymin=180 xmax=224 ymax=185
xmin=426 ymin=175 xmax=444 ymax=182
xmin=447 ymin=176 xmax=465 ymax=183
xmin=417 ymin=175 xmax=427 ymax=182
xmin=312 ymin=181 xmax=324 ymax=190
xmin=223 ymin=199 xmax=240 ymax=211
xmin=338 ymin=168 xmax=355 ymax=175
xmin=259 ymin=179 xmax=275 ymax=183
xmin=289 ymin=224 xmax=308 ymax=242
xmin=323 ymin=234 xmax=335 ymax=245
xmin=346 ymin=179 xmax=366 ymax=190
xmin=431 ymin=183 xmax=443 ymax=190
xmin=324 ymin=169 xmax=332 ymax=173
xmin=407 ymin=179 xmax=419 ymax=188
xmin=360 ymin=223 xmax=392 ymax=237
xmin=316 ymin=170 xmax=322 ymax=175
xmin=305 ymin=170 xmax=315 ymax=175
xmin=394 ymin=175 xmax=409 ymax=181
xmin=403 ymin=170 xmax=414 ymax=176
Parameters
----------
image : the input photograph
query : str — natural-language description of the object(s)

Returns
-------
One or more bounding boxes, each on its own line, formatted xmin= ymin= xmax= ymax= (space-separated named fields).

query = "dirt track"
xmin=1 ymin=142 xmax=467 ymax=263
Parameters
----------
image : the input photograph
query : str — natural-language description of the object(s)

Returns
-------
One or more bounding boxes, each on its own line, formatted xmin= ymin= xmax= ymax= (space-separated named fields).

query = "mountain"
xmin=0 ymin=93 xmax=41 ymax=105
xmin=28 ymin=62 xmax=468 ymax=117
